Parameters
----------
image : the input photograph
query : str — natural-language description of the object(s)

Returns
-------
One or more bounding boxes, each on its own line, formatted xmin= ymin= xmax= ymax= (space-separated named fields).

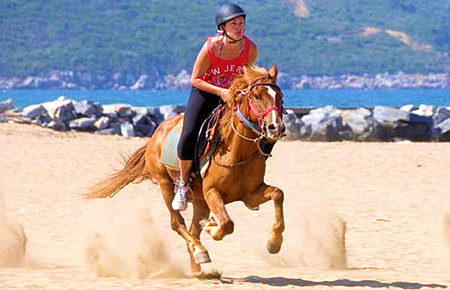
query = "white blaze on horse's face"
xmin=267 ymin=86 xmax=278 ymax=122
xmin=262 ymin=85 xmax=285 ymax=140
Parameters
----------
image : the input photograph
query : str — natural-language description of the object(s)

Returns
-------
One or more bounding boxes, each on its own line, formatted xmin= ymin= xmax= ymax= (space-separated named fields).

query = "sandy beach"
xmin=1 ymin=122 xmax=449 ymax=289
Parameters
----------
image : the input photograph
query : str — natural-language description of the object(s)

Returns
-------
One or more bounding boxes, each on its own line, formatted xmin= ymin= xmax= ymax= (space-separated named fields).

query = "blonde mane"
xmin=228 ymin=65 xmax=271 ymax=107
xmin=219 ymin=65 xmax=271 ymax=142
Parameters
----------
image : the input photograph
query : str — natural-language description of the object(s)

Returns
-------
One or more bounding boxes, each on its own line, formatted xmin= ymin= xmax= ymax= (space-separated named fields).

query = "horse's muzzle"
xmin=265 ymin=122 xmax=286 ymax=141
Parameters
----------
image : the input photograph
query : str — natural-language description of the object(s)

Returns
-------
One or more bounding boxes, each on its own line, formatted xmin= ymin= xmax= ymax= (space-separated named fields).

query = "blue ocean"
xmin=1 ymin=89 xmax=449 ymax=109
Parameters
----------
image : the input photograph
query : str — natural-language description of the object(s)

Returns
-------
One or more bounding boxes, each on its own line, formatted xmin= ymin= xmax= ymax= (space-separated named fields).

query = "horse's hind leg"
xmin=242 ymin=183 xmax=285 ymax=254
xmin=158 ymin=180 xmax=210 ymax=267
xmin=203 ymin=188 xmax=234 ymax=241
xmin=188 ymin=198 xmax=211 ymax=274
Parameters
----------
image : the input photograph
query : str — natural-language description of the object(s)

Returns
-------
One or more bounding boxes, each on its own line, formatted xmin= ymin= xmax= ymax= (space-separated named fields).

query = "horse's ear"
xmin=268 ymin=65 xmax=278 ymax=82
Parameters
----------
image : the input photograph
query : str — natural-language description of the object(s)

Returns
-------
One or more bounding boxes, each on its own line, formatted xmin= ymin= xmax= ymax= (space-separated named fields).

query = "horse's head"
xmin=229 ymin=65 xmax=286 ymax=141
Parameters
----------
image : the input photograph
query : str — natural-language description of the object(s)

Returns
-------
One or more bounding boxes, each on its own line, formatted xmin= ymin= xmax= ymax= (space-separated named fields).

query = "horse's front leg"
xmin=242 ymin=183 xmax=285 ymax=254
xmin=202 ymin=188 xmax=234 ymax=241
xmin=188 ymin=197 xmax=211 ymax=274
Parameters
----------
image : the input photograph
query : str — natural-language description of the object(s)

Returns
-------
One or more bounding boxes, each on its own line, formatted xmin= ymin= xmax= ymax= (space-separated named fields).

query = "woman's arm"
xmin=247 ymin=42 xmax=258 ymax=65
xmin=190 ymin=42 xmax=229 ymax=101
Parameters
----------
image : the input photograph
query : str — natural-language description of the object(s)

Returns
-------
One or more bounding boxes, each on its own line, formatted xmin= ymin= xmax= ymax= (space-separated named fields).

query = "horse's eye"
xmin=253 ymin=94 xmax=261 ymax=101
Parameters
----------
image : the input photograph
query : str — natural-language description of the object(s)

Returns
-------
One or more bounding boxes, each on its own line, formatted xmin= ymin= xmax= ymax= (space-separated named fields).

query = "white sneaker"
xmin=172 ymin=182 xmax=188 ymax=211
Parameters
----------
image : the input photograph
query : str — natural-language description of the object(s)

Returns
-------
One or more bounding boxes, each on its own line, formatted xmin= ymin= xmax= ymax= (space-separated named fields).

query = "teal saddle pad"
xmin=160 ymin=125 xmax=218 ymax=176
xmin=160 ymin=127 xmax=181 ymax=170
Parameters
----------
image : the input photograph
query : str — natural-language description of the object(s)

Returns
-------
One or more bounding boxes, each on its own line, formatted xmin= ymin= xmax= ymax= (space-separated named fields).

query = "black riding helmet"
xmin=215 ymin=3 xmax=246 ymax=30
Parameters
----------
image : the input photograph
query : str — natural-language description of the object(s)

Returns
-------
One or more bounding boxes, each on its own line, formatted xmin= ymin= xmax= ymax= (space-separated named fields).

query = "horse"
xmin=84 ymin=64 xmax=286 ymax=275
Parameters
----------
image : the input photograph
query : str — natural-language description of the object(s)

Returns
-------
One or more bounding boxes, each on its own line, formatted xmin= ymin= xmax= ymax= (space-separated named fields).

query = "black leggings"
xmin=177 ymin=87 xmax=221 ymax=160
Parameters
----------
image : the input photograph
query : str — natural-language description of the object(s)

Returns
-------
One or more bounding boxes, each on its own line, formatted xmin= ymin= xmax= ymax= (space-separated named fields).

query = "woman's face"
xmin=223 ymin=16 xmax=245 ymax=40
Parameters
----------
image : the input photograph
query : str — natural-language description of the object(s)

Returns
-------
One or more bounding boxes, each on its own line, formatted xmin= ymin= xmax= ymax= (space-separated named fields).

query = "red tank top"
xmin=202 ymin=35 xmax=252 ymax=89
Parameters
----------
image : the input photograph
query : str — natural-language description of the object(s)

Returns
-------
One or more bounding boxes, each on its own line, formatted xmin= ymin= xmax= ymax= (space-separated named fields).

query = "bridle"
xmin=234 ymin=81 xmax=286 ymax=138
xmin=214 ymin=81 xmax=285 ymax=167
xmin=247 ymin=82 xmax=284 ymax=128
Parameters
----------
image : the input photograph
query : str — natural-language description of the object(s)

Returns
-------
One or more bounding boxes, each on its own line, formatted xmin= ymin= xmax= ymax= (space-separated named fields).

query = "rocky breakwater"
xmin=0 ymin=97 xmax=184 ymax=137
xmin=283 ymin=105 xmax=450 ymax=141
xmin=1 ymin=98 xmax=449 ymax=141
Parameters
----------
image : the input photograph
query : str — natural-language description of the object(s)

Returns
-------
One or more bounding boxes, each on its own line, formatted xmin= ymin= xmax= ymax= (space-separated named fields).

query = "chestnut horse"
xmin=84 ymin=65 xmax=286 ymax=274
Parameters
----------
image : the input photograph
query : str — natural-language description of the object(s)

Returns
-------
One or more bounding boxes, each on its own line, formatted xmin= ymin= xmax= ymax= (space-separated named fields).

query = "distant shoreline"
xmin=1 ymin=71 xmax=449 ymax=90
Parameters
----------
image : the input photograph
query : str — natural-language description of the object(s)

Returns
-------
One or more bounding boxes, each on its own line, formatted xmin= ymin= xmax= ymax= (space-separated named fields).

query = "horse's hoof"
xmin=191 ymin=270 xmax=202 ymax=278
xmin=244 ymin=203 xmax=260 ymax=211
xmin=199 ymin=217 xmax=217 ymax=229
xmin=199 ymin=218 xmax=208 ymax=228
xmin=266 ymin=239 xmax=282 ymax=254
xmin=195 ymin=251 xmax=211 ymax=264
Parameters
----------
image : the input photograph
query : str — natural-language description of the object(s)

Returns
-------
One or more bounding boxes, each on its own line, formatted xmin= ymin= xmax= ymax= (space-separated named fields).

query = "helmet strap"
xmin=219 ymin=24 xmax=243 ymax=44
xmin=224 ymin=32 xmax=242 ymax=44
xmin=226 ymin=33 xmax=240 ymax=43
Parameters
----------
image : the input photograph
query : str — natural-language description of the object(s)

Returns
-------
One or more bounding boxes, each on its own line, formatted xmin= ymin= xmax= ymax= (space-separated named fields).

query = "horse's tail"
xmin=83 ymin=144 xmax=150 ymax=199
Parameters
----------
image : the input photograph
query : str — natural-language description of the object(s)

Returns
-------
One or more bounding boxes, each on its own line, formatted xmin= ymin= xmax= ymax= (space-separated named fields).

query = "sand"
xmin=1 ymin=122 xmax=449 ymax=289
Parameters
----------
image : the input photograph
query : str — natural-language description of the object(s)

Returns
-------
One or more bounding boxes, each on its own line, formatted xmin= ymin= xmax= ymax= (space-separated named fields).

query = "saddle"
xmin=160 ymin=106 xmax=222 ymax=179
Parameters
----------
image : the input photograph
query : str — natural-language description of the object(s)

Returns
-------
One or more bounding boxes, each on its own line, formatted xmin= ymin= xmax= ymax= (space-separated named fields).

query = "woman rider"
xmin=172 ymin=3 xmax=258 ymax=211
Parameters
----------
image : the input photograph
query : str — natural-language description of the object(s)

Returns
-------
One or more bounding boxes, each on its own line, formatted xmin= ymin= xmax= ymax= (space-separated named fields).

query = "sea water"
xmin=1 ymin=89 xmax=449 ymax=109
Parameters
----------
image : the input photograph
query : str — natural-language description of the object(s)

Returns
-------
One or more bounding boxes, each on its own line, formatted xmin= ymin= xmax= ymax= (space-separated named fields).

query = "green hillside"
xmin=1 ymin=0 xmax=449 ymax=79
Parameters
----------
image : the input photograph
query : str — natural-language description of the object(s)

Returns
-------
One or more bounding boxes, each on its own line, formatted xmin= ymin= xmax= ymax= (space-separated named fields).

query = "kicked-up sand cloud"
xmin=264 ymin=210 xmax=347 ymax=270
xmin=444 ymin=213 xmax=450 ymax=268
xmin=83 ymin=204 xmax=182 ymax=279
xmin=0 ymin=192 xmax=27 ymax=267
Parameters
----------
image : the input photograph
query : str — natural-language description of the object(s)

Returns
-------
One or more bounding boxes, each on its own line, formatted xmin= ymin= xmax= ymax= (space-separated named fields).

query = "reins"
xmin=212 ymin=149 xmax=259 ymax=168
xmin=231 ymin=113 xmax=273 ymax=157
xmin=212 ymin=79 xmax=284 ymax=168
xmin=224 ymin=80 xmax=284 ymax=164
xmin=212 ymin=108 xmax=269 ymax=169
xmin=233 ymin=81 xmax=284 ymax=140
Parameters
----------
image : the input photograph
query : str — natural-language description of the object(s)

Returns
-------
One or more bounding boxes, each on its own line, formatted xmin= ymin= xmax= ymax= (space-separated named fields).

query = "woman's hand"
xmin=219 ymin=88 xmax=229 ymax=102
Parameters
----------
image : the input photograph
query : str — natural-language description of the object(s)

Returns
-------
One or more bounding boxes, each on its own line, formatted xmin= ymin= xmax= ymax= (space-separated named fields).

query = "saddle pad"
xmin=161 ymin=127 xmax=180 ymax=170
xmin=160 ymin=124 xmax=218 ymax=177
